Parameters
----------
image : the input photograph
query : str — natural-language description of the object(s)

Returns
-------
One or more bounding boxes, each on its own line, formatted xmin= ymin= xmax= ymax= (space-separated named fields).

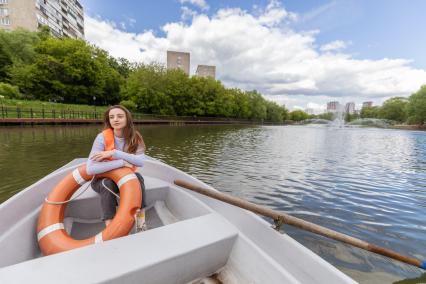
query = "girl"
xmin=86 ymin=105 xmax=146 ymax=226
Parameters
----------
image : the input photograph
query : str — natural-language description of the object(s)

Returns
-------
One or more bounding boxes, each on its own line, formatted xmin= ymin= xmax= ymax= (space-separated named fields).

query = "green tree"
xmin=164 ymin=68 xmax=192 ymax=115
xmin=12 ymin=38 xmax=121 ymax=104
xmin=109 ymin=57 xmax=135 ymax=79
xmin=119 ymin=100 xmax=137 ymax=111
xmin=0 ymin=28 xmax=40 ymax=65
xmin=378 ymin=97 xmax=408 ymax=122
xmin=360 ymin=106 xmax=380 ymax=118
xmin=123 ymin=64 xmax=175 ymax=115
xmin=37 ymin=25 xmax=52 ymax=41
xmin=316 ymin=112 xmax=334 ymax=120
xmin=289 ymin=110 xmax=309 ymax=121
xmin=215 ymin=87 xmax=237 ymax=117
xmin=233 ymin=89 xmax=251 ymax=119
xmin=344 ymin=112 xmax=359 ymax=122
xmin=265 ymin=101 xmax=287 ymax=122
xmin=247 ymin=90 xmax=267 ymax=120
xmin=407 ymin=85 xmax=426 ymax=125
xmin=0 ymin=82 xmax=21 ymax=99
xmin=0 ymin=44 xmax=12 ymax=81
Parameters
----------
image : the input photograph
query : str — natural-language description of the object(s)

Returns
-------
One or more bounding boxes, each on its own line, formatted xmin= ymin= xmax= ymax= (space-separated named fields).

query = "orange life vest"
xmin=102 ymin=128 xmax=137 ymax=171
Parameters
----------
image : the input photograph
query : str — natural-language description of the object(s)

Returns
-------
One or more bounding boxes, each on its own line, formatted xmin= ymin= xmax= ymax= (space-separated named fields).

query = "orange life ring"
xmin=37 ymin=164 xmax=142 ymax=256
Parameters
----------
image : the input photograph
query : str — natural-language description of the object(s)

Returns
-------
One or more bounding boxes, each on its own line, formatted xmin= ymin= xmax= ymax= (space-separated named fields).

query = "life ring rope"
xmin=45 ymin=177 xmax=94 ymax=205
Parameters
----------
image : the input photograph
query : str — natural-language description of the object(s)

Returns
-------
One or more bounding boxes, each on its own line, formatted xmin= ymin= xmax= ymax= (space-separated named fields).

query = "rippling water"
xmin=1 ymin=124 xmax=425 ymax=283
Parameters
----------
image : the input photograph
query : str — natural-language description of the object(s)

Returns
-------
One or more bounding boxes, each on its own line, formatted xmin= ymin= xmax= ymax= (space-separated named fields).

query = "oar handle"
xmin=174 ymin=179 xmax=426 ymax=270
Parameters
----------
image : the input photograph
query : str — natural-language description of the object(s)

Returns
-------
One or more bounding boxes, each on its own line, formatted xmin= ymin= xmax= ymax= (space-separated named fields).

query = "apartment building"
xmin=0 ymin=0 xmax=84 ymax=39
xmin=195 ymin=65 xmax=216 ymax=79
xmin=345 ymin=102 xmax=355 ymax=114
xmin=362 ymin=101 xmax=373 ymax=108
xmin=167 ymin=51 xmax=190 ymax=75
xmin=326 ymin=101 xmax=340 ymax=113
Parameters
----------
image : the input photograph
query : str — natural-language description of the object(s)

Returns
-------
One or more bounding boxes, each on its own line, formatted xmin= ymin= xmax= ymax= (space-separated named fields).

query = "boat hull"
xmin=0 ymin=158 xmax=357 ymax=283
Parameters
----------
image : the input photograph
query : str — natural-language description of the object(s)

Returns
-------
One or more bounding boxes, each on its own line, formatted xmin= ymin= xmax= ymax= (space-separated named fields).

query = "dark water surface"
xmin=1 ymin=124 xmax=425 ymax=283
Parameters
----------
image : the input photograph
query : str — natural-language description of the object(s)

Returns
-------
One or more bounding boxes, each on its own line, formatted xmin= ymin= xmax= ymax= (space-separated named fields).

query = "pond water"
xmin=1 ymin=124 xmax=425 ymax=283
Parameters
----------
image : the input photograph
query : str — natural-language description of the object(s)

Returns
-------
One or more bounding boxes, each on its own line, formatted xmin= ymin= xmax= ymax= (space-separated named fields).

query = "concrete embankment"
xmin=0 ymin=118 xmax=278 ymax=126
xmin=391 ymin=124 xmax=426 ymax=131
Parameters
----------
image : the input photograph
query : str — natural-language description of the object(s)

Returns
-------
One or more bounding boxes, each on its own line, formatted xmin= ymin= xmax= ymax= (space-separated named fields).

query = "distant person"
xmin=86 ymin=105 xmax=146 ymax=226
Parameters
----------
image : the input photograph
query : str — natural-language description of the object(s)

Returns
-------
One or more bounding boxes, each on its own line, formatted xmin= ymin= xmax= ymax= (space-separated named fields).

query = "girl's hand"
xmin=90 ymin=150 xmax=115 ymax=162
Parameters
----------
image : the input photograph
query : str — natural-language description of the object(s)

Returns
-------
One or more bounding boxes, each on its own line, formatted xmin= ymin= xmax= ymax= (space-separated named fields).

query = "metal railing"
xmin=0 ymin=105 xmax=274 ymax=124
xmin=0 ymin=106 xmax=101 ymax=120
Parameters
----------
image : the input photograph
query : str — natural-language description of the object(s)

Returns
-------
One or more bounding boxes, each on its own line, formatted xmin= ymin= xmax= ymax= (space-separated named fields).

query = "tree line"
xmin=0 ymin=27 xmax=289 ymax=122
xmin=310 ymin=87 xmax=426 ymax=125
xmin=1 ymin=27 xmax=424 ymax=124
xmin=357 ymin=89 xmax=426 ymax=125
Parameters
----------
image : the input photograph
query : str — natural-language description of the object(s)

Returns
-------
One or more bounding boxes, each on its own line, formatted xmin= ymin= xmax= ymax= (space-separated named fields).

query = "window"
xmin=0 ymin=17 xmax=10 ymax=25
xmin=68 ymin=9 xmax=76 ymax=20
xmin=36 ymin=14 xmax=48 ymax=25
xmin=0 ymin=8 xmax=8 ymax=16
xmin=0 ymin=0 xmax=8 ymax=5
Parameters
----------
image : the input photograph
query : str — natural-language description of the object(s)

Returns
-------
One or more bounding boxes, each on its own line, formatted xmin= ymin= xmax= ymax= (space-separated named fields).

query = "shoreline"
xmin=391 ymin=124 xmax=426 ymax=131
xmin=0 ymin=118 xmax=284 ymax=126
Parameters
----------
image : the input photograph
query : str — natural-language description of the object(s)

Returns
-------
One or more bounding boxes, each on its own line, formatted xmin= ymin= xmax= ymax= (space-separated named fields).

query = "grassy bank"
xmin=0 ymin=98 xmax=272 ymax=124
xmin=1 ymin=98 xmax=109 ymax=112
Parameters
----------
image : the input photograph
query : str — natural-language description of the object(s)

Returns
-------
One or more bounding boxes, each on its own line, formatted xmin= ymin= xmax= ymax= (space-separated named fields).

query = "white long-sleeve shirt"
xmin=86 ymin=133 xmax=146 ymax=175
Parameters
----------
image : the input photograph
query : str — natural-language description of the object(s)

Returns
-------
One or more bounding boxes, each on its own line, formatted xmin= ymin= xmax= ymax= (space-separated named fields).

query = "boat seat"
xmin=69 ymin=175 xmax=170 ymax=200
xmin=64 ymin=200 xmax=178 ymax=239
xmin=0 ymin=213 xmax=239 ymax=284
xmin=64 ymin=176 xmax=170 ymax=219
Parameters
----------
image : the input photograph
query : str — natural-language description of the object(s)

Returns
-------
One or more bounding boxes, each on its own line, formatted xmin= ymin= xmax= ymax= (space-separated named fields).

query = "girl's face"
xmin=108 ymin=108 xmax=127 ymax=130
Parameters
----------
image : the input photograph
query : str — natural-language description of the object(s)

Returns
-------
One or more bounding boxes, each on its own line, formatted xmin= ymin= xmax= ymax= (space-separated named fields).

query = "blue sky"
xmin=81 ymin=0 xmax=426 ymax=69
xmin=81 ymin=0 xmax=426 ymax=111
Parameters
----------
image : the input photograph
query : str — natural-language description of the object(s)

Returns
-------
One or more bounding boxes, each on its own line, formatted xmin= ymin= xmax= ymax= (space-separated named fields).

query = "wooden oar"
xmin=174 ymin=179 xmax=426 ymax=270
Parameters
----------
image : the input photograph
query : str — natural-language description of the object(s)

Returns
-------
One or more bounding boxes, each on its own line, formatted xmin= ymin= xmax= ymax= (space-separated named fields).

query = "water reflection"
xmin=1 ymin=124 xmax=425 ymax=283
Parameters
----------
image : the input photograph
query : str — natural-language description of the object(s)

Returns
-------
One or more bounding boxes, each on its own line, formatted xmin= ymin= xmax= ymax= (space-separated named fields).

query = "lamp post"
xmin=0 ymin=95 xmax=4 ymax=119
xmin=93 ymin=96 xmax=96 ymax=119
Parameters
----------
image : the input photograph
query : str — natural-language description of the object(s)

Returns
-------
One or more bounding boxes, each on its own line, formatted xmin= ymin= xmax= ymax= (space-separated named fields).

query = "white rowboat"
xmin=0 ymin=158 xmax=356 ymax=283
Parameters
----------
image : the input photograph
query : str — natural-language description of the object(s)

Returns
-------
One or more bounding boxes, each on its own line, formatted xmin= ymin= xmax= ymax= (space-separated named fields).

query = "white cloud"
xmin=257 ymin=0 xmax=297 ymax=27
xmin=84 ymin=1 xmax=426 ymax=111
xmin=180 ymin=0 xmax=209 ymax=11
xmin=320 ymin=40 xmax=349 ymax=52
xmin=181 ymin=6 xmax=198 ymax=21
xmin=307 ymin=102 xmax=326 ymax=112
xmin=264 ymin=94 xmax=335 ymax=113
xmin=128 ymin=17 xmax=136 ymax=28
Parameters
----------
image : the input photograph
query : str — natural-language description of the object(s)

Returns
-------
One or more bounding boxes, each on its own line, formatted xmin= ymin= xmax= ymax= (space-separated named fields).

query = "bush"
xmin=0 ymin=83 xmax=21 ymax=99
xmin=378 ymin=97 xmax=408 ymax=122
xmin=407 ymin=85 xmax=426 ymax=125
xmin=119 ymin=100 xmax=137 ymax=112
xmin=289 ymin=110 xmax=309 ymax=121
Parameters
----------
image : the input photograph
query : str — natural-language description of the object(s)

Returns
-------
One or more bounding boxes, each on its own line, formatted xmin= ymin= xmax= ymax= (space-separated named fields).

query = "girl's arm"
xmin=112 ymin=148 xmax=146 ymax=167
xmin=86 ymin=134 xmax=125 ymax=175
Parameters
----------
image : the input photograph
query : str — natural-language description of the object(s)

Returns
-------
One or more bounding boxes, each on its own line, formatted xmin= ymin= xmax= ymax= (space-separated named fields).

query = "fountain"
xmin=303 ymin=102 xmax=392 ymax=129
xmin=347 ymin=118 xmax=393 ymax=128
xmin=303 ymin=118 xmax=330 ymax=124
xmin=328 ymin=104 xmax=346 ymax=128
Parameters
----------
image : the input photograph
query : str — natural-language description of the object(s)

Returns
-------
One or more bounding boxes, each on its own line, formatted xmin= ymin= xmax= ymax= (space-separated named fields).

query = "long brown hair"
xmin=103 ymin=105 xmax=146 ymax=154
